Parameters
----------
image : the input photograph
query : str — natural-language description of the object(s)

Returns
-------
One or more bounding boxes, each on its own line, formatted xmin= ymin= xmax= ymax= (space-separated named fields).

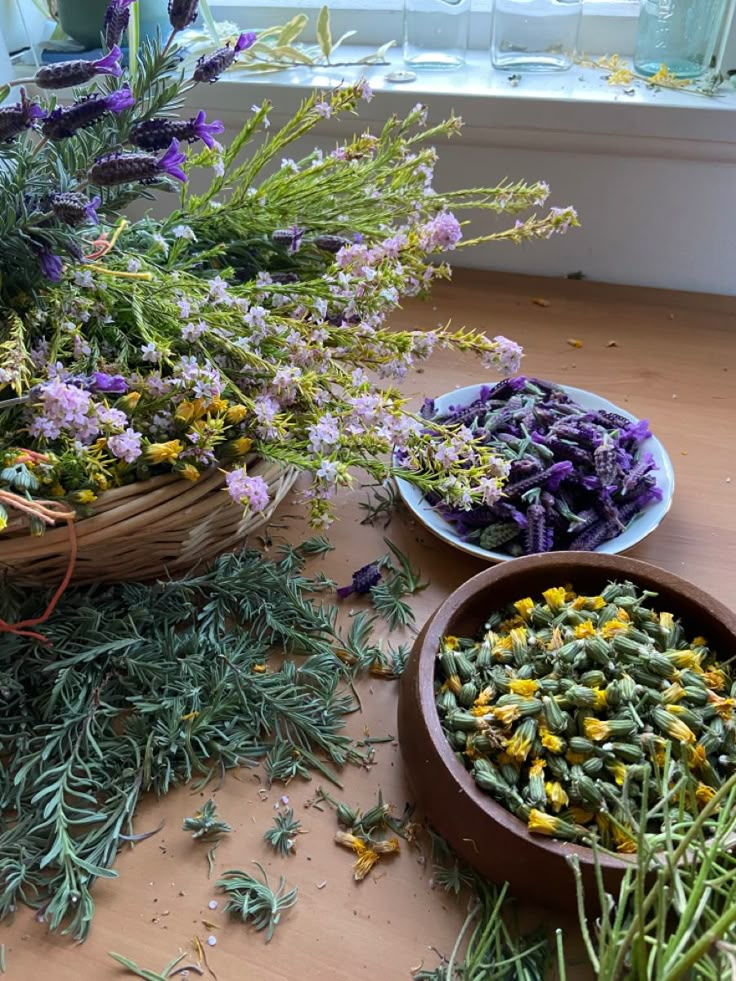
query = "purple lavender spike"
xmin=524 ymin=503 xmax=547 ymax=555
xmin=42 ymin=87 xmax=135 ymax=139
xmin=192 ymin=33 xmax=256 ymax=84
xmin=104 ymin=0 xmax=136 ymax=48
xmin=38 ymin=250 xmax=63 ymax=282
xmin=89 ymin=139 xmax=187 ymax=186
xmin=50 ymin=192 xmax=101 ymax=226
xmin=90 ymin=372 xmax=128 ymax=394
xmin=168 ymin=0 xmax=199 ymax=29
xmin=337 ymin=563 xmax=382 ymax=599
xmin=420 ymin=398 xmax=436 ymax=420
xmin=0 ymin=90 xmax=45 ymax=142
xmin=129 ymin=110 xmax=224 ymax=151
xmin=594 ymin=441 xmax=619 ymax=486
xmin=621 ymin=452 xmax=656 ymax=495
xmin=35 ymin=45 xmax=123 ymax=89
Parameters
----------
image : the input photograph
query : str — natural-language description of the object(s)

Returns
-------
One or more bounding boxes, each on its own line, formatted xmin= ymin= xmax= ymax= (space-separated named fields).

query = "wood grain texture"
xmin=3 ymin=270 xmax=734 ymax=980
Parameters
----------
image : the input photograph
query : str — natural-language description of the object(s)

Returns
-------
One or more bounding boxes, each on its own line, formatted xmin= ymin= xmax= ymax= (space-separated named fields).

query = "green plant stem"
xmin=609 ymin=774 xmax=736 ymax=978
xmin=662 ymin=904 xmax=736 ymax=981
xmin=445 ymin=901 xmax=480 ymax=981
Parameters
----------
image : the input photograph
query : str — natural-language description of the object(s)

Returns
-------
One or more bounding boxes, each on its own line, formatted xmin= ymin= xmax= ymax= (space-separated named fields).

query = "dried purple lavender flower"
xmin=42 ymin=87 xmax=135 ymax=140
xmin=104 ymin=0 xmax=136 ymax=48
xmin=272 ymin=226 xmax=305 ymax=254
xmin=88 ymin=139 xmax=187 ymax=186
xmin=0 ymin=90 xmax=45 ymax=142
xmin=50 ymin=192 xmax=101 ymax=226
xmin=168 ymin=0 xmax=199 ymax=30
xmin=621 ymin=452 xmax=656 ymax=495
xmin=38 ymin=250 xmax=63 ymax=282
xmin=90 ymin=372 xmax=128 ymax=394
xmin=524 ymin=503 xmax=547 ymax=555
xmin=593 ymin=440 xmax=619 ymax=486
xmin=315 ymin=235 xmax=350 ymax=253
xmin=129 ymin=110 xmax=224 ymax=151
xmin=35 ymin=46 xmax=123 ymax=90
xmin=337 ymin=563 xmax=382 ymax=599
xmin=503 ymin=460 xmax=573 ymax=498
xmin=192 ymin=33 xmax=257 ymax=84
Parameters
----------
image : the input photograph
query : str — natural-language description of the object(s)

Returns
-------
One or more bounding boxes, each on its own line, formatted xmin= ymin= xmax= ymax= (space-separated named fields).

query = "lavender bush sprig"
xmin=0 ymin=1 xmax=580 ymax=531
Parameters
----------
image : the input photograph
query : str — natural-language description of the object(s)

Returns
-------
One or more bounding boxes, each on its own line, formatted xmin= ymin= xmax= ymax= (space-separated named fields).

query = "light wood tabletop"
xmin=3 ymin=270 xmax=735 ymax=980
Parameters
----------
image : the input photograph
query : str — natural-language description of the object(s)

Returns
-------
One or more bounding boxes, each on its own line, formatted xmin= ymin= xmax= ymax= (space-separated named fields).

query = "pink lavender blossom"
xmin=181 ymin=320 xmax=207 ymax=342
xmin=225 ymin=469 xmax=270 ymax=511
xmin=108 ymin=428 xmax=142 ymax=462
xmin=487 ymin=335 xmax=523 ymax=375
xmin=308 ymin=414 xmax=340 ymax=454
xmin=422 ymin=211 xmax=462 ymax=251
xmin=140 ymin=342 xmax=160 ymax=363
xmin=208 ymin=275 xmax=230 ymax=303
xmin=357 ymin=80 xmax=373 ymax=102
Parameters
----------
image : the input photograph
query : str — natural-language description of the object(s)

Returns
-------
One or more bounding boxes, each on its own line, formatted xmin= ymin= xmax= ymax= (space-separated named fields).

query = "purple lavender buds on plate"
xmin=396 ymin=378 xmax=674 ymax=562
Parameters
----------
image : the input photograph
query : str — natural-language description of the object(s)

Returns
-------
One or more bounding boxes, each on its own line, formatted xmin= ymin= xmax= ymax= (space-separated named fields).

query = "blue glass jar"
xmin=634 ymin=0 xmax=730 ymax=79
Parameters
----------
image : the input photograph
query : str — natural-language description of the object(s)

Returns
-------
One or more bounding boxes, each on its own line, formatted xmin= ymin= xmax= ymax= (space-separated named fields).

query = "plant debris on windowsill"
xmin=577 ymin=54 xmax=727 ymax=98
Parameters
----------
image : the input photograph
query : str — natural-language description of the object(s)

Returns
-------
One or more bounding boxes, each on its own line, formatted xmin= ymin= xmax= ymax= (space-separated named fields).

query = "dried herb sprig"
xmin=416 ymin=831 xmax=554 ymax=980
xmin=183 ymin=799 xmax=231 ymax=877
xmin=0 ymin=545 xmax=377 ymax=940
xmin=263 ymin=808 xmax=303 ymax=856
xmin=108 ymin=951 xmax=200 ymax=980
xmin=369 ymin=539 xmax=428 ymax=631
xmin=218 ymin=863 xmax=298 ymax=942
xmin=359 ymin=481 xmax=402 ymax=529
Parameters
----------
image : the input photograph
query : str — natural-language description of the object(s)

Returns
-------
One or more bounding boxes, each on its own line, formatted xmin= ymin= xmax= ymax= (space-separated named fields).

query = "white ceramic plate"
xmin=396 ymin=382 xmax=675 ymax=563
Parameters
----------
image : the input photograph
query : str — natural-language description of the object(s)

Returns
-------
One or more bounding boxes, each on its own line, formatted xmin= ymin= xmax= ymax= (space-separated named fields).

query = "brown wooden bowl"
xmin=398 ymin=552 xmax=736 ymax=914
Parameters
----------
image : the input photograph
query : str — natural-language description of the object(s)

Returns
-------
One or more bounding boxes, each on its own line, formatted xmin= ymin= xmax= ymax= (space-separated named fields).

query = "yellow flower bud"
xmin=178 ymin=463 xmax=201 ymax=481
xmin=145 ymin=440 xmax=184 ymax=465
xmin=226 ymin=404 xmax=249 ymax=424
xmin=71 ymin=489 xmax=97 ymax=504
xmin=230 ymin=437 xmax=253 ymax=458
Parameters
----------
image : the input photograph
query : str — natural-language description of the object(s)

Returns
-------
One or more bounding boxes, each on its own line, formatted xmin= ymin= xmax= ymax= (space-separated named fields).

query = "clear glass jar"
xmin=634 ymin=0 xmax=730 ymax=79
xmin=491 ymin=0 xmax=582 ymax=72
xmin=403 ymin=0 xmax=471 ymax=71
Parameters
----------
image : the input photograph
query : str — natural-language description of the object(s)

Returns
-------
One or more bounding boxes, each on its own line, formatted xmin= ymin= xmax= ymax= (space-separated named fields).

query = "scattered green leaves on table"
xmin=263 ymin=808 xmax=303 ymax=856
xmin=218 ymin=863 xmax=298 ymax=942
xmin=183 ymin=799 xmax=232 ymax=878
xmin=0 ymin=545 xmax=375 ymax=940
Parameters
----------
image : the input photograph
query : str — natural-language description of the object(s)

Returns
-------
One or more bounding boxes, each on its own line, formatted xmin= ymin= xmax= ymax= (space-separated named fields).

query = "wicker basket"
xmin=0 ymin=457 xmax=297 ymax=586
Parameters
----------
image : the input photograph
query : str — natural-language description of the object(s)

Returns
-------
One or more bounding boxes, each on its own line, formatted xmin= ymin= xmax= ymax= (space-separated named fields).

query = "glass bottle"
xmin=633 ymin=0 xmax=730 ymax=80
xmin=491 ymin=0 xmax=583 ymax=73
xmin=403 ymin=0 xmax=471 ymax=71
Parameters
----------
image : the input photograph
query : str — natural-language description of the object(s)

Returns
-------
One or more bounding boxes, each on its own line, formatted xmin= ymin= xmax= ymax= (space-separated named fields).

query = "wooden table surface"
xmin=3 ymin=270 xmax=735 ymax=980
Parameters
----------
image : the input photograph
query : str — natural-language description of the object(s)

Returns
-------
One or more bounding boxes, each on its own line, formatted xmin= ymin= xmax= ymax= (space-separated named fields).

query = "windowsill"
xmin=187 ymin=47 xmax=736 ymax=162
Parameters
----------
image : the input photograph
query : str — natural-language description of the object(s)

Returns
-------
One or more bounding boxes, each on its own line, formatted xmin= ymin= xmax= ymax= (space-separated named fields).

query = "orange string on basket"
xmin=0 ymin=493 xmax=78 ymax=645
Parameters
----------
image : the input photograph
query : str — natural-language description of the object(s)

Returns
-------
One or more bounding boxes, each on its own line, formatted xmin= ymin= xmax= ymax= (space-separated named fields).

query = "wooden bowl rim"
xmin=414 ymin=551 xmax=736 ymax=873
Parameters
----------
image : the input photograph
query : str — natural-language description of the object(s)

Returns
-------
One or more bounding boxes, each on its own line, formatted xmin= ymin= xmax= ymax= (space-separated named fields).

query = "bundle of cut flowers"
xmin=0 ymin=0 xmax=578 ymax=535
xmin=416 ymin=376 xmax=661 ymax=554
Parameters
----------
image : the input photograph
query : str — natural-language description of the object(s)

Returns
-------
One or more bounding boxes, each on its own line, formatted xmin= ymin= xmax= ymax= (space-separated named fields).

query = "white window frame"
xmin=211 ymin=0 xmax=641 ymax=55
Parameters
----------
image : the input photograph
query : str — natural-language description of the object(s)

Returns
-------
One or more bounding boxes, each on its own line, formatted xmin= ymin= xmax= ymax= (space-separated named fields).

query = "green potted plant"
xmin=55 ymin=0 xmax=169 ymax=48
